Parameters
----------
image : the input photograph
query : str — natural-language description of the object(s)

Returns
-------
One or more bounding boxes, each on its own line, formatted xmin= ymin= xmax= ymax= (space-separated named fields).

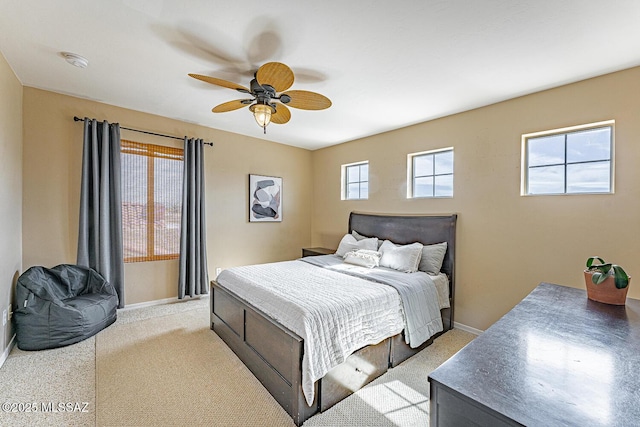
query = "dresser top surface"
xmin=429 ymin=283 xmax=640 ymax=427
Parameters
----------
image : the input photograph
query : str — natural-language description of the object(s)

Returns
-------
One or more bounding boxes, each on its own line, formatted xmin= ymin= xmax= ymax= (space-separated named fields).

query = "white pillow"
xmin=343 ymin=249 xmax=381 ymax=268
xmin=335 ymin=234 xmax=379 ymax=257
xmin=379 ymin=240 xmax=423 ymax=273
xmin=419 ymin=242 xmax=448 ymax=275
xmin=351 ymin=230 xmax=369 ymax=240
xmin=352 ymin=230 xmax=383 ymax=249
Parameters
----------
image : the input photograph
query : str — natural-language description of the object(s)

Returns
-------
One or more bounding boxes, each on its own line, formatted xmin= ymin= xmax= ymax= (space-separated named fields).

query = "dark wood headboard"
xmin=348 ymin=212 xmax=457 ymax=329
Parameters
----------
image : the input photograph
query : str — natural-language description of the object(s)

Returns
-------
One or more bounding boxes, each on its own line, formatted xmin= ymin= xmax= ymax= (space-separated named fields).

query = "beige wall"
xmin=0 ymin=51 xmax=22 ymax=356
xmin=311 ymin=66 xmax=640 ymax=331
xmin=22 ymin=88 xmax=312 ymax=305
xmin=15 ymin=65 xmax=640 ymax=329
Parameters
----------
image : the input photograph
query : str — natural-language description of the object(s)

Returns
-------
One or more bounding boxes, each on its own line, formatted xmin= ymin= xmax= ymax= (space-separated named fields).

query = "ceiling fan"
xmin=189 ymin=62 xmax=331 ymax=133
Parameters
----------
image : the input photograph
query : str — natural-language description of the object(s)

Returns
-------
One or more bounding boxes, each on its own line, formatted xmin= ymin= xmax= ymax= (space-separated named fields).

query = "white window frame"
xmin=521 ymin=120 xmax=615 ymax=196
xmin=341 ymin=161 xmax=369 ymax=200
xmin=407 ymin=147 xmax=454 ymax=199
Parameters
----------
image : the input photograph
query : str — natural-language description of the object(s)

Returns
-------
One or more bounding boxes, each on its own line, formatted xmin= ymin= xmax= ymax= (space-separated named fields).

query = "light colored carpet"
xmin=0 ymin=297 xmax=210 ymax=427
xmin=0 ymin=335 xmax=95 ymax=427
xmin=304 ymin=330 xmax=475 ymax=426
xmin=0 ymin=297 xmax=475 ymax=427
xmin=96 ymin=307 xmax=294 ymax=427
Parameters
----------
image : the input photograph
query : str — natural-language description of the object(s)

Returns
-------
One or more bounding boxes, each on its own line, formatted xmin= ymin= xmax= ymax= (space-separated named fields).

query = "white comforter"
xmin=215 ymin=257 xmax=446 ymax=406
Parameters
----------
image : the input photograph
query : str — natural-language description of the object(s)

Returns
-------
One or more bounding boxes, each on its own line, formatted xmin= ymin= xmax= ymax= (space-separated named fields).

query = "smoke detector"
xmin=61 ymin=52 xmax=89 ymax=68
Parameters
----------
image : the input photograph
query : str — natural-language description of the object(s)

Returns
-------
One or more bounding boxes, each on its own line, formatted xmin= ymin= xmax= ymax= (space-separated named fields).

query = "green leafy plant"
xmin=586 ymin=256 xmax=630 ymax=289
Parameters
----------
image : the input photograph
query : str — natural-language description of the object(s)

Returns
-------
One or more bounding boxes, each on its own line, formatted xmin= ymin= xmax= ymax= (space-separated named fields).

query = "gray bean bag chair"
xmin=14 ymin=264 xmax=118 ymax=351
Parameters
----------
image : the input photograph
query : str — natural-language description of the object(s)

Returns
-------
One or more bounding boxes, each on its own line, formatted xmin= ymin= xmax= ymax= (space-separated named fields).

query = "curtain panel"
xmin=178 ymin=138 xmax=209 ymax=298
xmin=77 ymin=118 xmax=125 ymax=308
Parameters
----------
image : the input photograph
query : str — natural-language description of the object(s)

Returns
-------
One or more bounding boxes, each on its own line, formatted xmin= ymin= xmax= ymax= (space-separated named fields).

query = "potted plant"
xmin=584 ymin=256 xmax=630 ymax=305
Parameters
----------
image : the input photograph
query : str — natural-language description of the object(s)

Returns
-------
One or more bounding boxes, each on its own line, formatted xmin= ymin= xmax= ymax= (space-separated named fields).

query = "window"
xmin=408 ymin=148 xmax=454 ymax=198
xmin=121 ymin=140 xmax=184 ymax=262
xmin=522 ymin=121 xmax=613 ymax=195
xmin=342 ymin=161 xmax=369 ymax=200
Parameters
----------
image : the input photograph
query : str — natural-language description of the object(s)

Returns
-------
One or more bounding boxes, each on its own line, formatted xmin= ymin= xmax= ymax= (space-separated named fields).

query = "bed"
xmin=210 ymin=212 xmax=457 ymax=425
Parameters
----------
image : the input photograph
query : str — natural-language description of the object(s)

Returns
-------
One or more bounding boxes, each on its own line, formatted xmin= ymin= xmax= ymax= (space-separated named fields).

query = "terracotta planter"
xmin=584 ymin=271 xmax=630 ymax=305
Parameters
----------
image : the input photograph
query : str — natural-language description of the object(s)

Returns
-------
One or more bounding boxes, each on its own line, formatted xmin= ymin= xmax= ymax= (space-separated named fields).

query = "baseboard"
xmin=453 ymin=321 xmax=483 ymax=336
xmin=0 ymin=333 xmax=16 ymax=369
xmin=119 ymin=294 xmax=209 ymax=311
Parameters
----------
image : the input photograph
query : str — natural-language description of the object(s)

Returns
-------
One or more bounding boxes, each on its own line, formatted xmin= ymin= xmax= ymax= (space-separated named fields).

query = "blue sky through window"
xmin=413 ymin=149 xmax=453 ymax=198
xmin=346 ymin=162 xmax=368 ymax=199
xmin=526 ymin=126 xmax=611 ymax=195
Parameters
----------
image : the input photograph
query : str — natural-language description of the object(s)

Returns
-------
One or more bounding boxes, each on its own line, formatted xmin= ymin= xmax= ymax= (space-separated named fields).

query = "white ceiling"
xmin=1 ymin=1 xmax=639 ymax=150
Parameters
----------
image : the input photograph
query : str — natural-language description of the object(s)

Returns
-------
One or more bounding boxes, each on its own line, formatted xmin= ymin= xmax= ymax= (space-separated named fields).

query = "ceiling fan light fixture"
xmin=253 ymin=104 xmax=272 ymax=127
xmin=249 ymin=103 xmax=275 ymax=133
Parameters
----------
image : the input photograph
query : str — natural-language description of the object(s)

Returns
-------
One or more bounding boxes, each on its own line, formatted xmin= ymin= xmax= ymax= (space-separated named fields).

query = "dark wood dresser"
xmin=428 ymin=282 xmax=640 ymax=427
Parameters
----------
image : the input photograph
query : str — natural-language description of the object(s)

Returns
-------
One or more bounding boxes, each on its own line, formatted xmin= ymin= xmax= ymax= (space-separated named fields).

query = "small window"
xmin=522 ymin=121 xmax=613 ymax=195
xmin=408 ymin=149 xmax=454 ymax=198
xmin=342 ymin=162 xmax=369 ymax=200
xmin=121 ymin=140 xmax=184 ymax=262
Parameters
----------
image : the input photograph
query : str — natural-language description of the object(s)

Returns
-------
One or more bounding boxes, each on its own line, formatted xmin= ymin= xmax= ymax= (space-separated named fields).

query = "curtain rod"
xmin=73 ymin=116 xmax=213 ymax=146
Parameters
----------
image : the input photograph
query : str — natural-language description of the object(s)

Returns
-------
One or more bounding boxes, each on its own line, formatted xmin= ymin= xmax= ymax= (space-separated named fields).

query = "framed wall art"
xmin=249 ymin=174 xmax=282 ymax=222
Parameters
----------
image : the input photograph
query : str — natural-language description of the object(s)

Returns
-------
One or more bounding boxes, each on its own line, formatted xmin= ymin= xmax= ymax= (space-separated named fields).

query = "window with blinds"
xmin=121 ymin=140 xmax=184 ymax=262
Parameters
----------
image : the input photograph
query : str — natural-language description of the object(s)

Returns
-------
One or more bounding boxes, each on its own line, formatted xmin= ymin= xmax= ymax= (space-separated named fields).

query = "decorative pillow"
xmin=351 ymin=230 xmax=370 ymax=241
xmin=352 ymin=230 xmax=384 ymax=249
xmin=343 ymin=249 xmax=381 ymax=268
xmin=335 ymin=234 xmax=379 ymax=257
xmin=419 ymin=242 xmax=448 ymax=275
xmin=379 ymin=240 xmax=423 ymax=273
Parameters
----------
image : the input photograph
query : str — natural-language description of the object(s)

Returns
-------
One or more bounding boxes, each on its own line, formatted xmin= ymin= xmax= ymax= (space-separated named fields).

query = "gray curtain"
xmin=178 ymin=138 xmax=209 ymax=298
xmin=77 ymin=118 xmax=125 ymax=308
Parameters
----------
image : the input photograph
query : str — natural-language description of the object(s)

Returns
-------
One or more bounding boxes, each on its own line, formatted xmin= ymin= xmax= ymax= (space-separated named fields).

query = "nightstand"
xmin=301 ymin=247 xmax=335 ymax=257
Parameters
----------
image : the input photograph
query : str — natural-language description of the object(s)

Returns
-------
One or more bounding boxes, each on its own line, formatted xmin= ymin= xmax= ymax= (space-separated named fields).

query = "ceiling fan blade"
xmin=189 ymin=74 xmax=250 ymax=93
xmin=212 ymin=99 xmax=252 ymax=113
xmin=255 ymin=62 xmax=294 ymax=92
xmin=282 ymin=90 xmax=332 ymax=110
xmin=271 ymin=103 xmax=291 ymax=124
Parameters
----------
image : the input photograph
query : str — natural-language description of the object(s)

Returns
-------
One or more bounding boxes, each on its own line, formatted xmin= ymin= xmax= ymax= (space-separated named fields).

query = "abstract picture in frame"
xmin=249 ymin=174 xmax=282 ymax=222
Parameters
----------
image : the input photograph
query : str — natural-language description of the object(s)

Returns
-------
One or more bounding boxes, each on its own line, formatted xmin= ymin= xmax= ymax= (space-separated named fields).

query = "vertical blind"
xmin=121 ymin=140 xmax=184 ymax=262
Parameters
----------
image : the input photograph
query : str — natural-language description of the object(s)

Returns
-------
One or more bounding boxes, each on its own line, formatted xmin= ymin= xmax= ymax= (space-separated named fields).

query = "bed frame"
xmin=210 ymin=212 xmax=457 ymax=425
